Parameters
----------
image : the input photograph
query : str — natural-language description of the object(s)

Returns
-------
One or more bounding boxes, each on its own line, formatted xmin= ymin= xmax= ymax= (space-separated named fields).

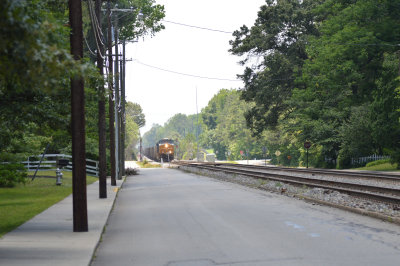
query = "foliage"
xmin=114 ymin=0 xmax=165 ymax=41
xmin=0 ymin=0 xmax=161 ymax=180
xmin=126 ymin=102 xmax=146 ymax=128
xmin=229 ymin=0 xmax=322 ymax=135
xmin=365 ymin=159 xmax=391 ymax=167
xmin=0 ymin=153 xmax=27 ymax=187
xmin=229 ymin=0 xmax=400 ymax=168
xmin=125 ymin=167 xmax=139 ymax=175
xmin=0 ymin=163 xmax=27 ymax=188
xmin=136 ymin=159 xmax=161 ymax=168
xmin=125 ymin=114 xmax=140 ymax=160
xmin=0 ymin=0 xmax=73 ymax=153
xmin=142 ymin=113 xmax=200 ymax=159
xmin=200 ymin=89 xmax=269 ymax=161
xmin=354 ymin=163 xmax=398 ymax=172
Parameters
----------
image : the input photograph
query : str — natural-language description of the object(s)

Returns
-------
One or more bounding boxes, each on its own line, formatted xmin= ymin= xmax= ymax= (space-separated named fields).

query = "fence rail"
xmin=351 ymin=154 xmax=390 ymax=166
xmin=22 ymin=154 xmax=99 ymax=177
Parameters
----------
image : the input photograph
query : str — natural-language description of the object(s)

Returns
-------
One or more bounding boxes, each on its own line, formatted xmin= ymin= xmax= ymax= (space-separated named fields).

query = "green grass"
xmin=0 ymin=171 xmax=97 ymax=238
xmin=354 ymin=162 xmax=399 ymax=171
xmin=136 ymin=161 xmax=161 ymax=168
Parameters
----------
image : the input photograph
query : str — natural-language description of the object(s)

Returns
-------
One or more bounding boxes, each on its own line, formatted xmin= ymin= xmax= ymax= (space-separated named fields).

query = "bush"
xmin=365 ymin=159 xmax=391 ymax=167
xmin=0 ymin=163 xmax=27 ymax=187
xmin=125 ymin=167 xmax=138 ymax=176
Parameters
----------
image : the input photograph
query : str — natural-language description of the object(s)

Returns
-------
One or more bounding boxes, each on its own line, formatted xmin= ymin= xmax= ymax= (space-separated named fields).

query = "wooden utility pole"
xmin=114 ymin=15 xmax=121 ymax=180
xmin=121 ymin=39 xmax=126 ymax=175
xmin=69 ymin=0 xmax=88 ymax=232
xmin=107 ymin=0 xmax=116 ymax=186
xmin=96 ymin=0 xmax=107 ymax=198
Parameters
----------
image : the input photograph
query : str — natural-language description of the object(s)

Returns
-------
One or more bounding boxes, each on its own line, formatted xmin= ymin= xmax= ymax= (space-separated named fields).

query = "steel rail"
xmin=218 ymin=163 xmax=400 ymax=182
xmin=178 ymin=162 xmax=400 ymax=205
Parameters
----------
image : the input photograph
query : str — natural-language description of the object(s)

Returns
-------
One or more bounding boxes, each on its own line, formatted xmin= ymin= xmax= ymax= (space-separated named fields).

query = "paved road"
xmin=91 ymin=168 xmax=400 ymax=266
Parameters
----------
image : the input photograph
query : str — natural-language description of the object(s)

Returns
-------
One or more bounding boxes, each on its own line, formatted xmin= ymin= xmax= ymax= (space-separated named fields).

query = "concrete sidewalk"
xmin=0 ymin=178 xmax=124 ymax=266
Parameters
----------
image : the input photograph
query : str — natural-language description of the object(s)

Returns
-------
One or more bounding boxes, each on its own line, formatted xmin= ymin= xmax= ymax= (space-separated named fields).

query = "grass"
xmin=0 ymin=170 xmax=97 ymax=238
xmin=354 ymin=162 xmax=399 ymax=171
xmin=136 ymin=160 xmax=161 ymax=168
xmin=219 ymin=161 xmax=238 ymax=164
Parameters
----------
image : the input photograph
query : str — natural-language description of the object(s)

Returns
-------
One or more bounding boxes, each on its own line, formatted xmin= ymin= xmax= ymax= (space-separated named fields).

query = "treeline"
xmin=143 ymin=114 xmax=200 ymax=160
xmin=145 ymin=0 xmax=400 ymax=168
xmin=0 ymin=0 xmax=164 ymax=185
xmin=142 ymin=89 xmax=265 ymax=161
xmin=230 ymin=0 xmax=400 ymax=168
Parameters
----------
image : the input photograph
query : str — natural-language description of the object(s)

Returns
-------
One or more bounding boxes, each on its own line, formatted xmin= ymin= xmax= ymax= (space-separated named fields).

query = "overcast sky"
xmin=124 ymin=0 xmax=266 ymax=134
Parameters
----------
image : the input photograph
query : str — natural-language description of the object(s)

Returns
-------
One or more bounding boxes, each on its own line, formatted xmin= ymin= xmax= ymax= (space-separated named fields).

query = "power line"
xmin=83 ymin=34 xmax=97 ymax=56
xmin=133 ymin=60 xmax=241 ymax=82
xmin=86 ymin=0 xmax=105 ymax=58
xmin=162 ymin=20 xmax=233 ymax=34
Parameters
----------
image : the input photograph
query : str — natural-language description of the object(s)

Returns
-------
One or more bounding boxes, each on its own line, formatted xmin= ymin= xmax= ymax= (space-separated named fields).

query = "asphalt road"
xmin=91 ymin=168 xmax=400 ymax=266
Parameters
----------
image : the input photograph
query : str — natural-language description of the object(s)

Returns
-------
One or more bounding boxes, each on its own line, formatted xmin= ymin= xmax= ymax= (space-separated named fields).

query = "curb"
xmin=89 ymin=176 xmax=126 ymax=265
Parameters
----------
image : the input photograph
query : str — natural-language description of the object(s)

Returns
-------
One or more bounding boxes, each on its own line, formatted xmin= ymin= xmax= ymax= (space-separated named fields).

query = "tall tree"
xmin=290 ymin=0 xmax=400 ymax=166
xmin=126 ymin=102 xmax=146 ymax=128
xmin=229 ymin=0 xmax=322 ymax=136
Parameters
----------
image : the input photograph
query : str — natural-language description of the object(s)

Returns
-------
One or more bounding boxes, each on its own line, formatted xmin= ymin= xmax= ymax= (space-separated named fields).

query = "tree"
xmin=124 ymin=102 xmax=144 ymax=159
xmin=115 ymin=0 xmax=165 ymax=41
xmin=125 ymin=116 xmax=140 ymax=160
xmin=142 ymin=124 xmax=164 ymax=148
xmin=126 ymin=102 xmax=146 ymax=128
xmin=200 ymin=89 xmax=265 ymax=160
xmin=0 ymin=0 xmax=76 ymax=153
xmin=290 ymin=0 xmax=400 ymax=167
xmin=229 ymin=0 xmax=322 ymax=136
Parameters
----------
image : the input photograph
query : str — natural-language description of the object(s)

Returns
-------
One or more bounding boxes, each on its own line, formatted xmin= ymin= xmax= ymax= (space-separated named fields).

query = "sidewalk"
xmin=0 ymin=178 xmax=124 ymax=266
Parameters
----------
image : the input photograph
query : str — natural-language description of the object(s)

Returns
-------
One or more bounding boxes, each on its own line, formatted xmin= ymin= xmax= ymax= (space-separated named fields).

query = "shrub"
xmin=365 ymin=159 xmax=391 ymax=167
xmin=0 ymin=163 xmax=27 ymax=187
xmin=125 ymin=167 xmax=139 ymax=176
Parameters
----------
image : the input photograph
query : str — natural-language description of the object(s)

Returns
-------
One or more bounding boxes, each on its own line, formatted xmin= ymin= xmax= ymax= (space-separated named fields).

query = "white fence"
xmin=351 ymin=154 xmax=389 ymax=166
xmin=23 ymin=154 xmax=99 ymax=177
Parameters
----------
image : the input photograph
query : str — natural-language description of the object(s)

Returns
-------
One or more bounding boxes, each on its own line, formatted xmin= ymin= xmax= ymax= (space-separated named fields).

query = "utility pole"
xmin=69 ymin=0 xmax=88 ymax=232
xmin=107 ymin=0 xmax=116 ymax=186
xmin=114 ymin=15 xmax=121 ymax=180
xmin=196 ymin=86 xmax=199 ymax=161
xmin=101 ymin=6 xmax=137 ymax=175
xmin=96 ymin=0 xmax=107 ymax=199
xmin=139 ymin=136 xmax=142 ymax=161
xmin=120 ymin=40 xmax=126 ymax=176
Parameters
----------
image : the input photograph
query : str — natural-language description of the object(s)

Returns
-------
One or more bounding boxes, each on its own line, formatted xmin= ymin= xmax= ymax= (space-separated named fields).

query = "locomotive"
xmin=144 ymin=138 xmax=175 ymax=162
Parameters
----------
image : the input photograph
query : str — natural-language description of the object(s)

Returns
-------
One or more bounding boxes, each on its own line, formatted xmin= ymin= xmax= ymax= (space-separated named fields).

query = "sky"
xmin=124 ymin=0 xmax=266 ymax=134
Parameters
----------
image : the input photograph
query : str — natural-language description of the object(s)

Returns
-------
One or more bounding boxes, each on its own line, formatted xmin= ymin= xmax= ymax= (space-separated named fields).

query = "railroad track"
xmin=176 ymin=161 xmax=400 ymax=205
xmin=220 ymin=163 xmax=400 ymax=182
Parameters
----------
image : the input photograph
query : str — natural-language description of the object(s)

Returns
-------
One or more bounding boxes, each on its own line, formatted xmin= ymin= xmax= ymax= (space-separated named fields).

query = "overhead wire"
xmin=88 ymin=0 xmax=105 ymax=43
xmin=133 ymin=59 xmax=241 ymax=82
xmin=162 ymin=19 xmax=233 ymax=34
xmin=86 ymin=0 xmax=105 ymax=58
xmin=83 ymin=34 xmax=98 ymax=57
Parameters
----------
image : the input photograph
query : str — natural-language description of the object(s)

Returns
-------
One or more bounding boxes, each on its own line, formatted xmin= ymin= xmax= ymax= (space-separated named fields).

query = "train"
xmin=144 ymin=138 xmax=175 ymax=162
